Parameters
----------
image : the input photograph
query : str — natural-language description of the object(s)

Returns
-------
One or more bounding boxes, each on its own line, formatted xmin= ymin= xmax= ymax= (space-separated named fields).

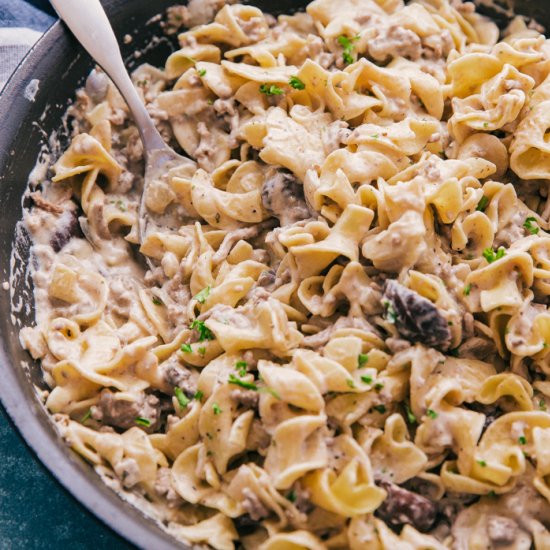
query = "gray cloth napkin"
xmin=0 ymin=0 xmax=55 ymax=91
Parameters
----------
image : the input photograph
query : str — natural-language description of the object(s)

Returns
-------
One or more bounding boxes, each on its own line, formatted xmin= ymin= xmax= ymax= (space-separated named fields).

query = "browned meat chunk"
xmin=230 ymin=389 xmax=259 ymax=409
xmin=242 ymin=488 xmax=270 ymax=521
xmin=368 ymin=26 xmax=422 ymax=62
xmin=154 ymin=467 xmax=183 ymax=507
xmin=92 ymin=390 xmax=160 ymax=431
xmin=487 ymin=515 xmax=518 ymax=546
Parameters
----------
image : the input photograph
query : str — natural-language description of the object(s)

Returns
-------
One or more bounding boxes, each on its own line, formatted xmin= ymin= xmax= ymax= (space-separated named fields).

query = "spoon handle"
xmin=49 ymin=0 xmax=167 ymax=153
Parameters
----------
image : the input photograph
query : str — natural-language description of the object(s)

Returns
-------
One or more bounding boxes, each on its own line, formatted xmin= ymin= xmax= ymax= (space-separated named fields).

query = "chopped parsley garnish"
xmin=212 ymin=403 xmax=222 ymax=415
xmin=236 ymin=361 xmax=248 ymax=376
xmin=194 ymin=390 xmax=204 ymax=401
xmin=286 ymin=490 xmax=297 ymax=502
xmin=174 ymin=387 xmax=190 ymax=408
xmin=383 ymin=299 xmax=397 ymax=324
xmin=477 ymin=459 xmax=487 ymax=467
xmin=463 ymin=283 xmax=472 ymax=296
xmin=135 ymin=416 xmax=151 ymax=427
xmin=361 ymin=374 xmax=373 ymax=384
xmin=487 ymin=490 xmax=497 ymax=498
xmin=289 ymin=76 xmax=305 ymax=90
xmin=426 ymin=408 xmax=438 ymax=419
xmin=194 ymin=286 xmax=211 ymax=304
xmin=81 ymin=409 xmax=92 ymax=423
xmin=152 ymin=296 xmax=163 ymax=306
xmin=198 ymin=346 xmax=206 ymax=357
xmin=476 ymin=195 xmax=489 ymax=212
xmin=449 ymin=348 xmax=460 ymax=357
xmin=337 ymin=35 xmax=359 ymax=65
xmin=358 ymin=353 xmax=369 ymax=368
xmin=518 ymin=436 xmax=527 ymax=445
xmin=540 ymin=399 xmax=547 ymax=411
xmin=197 ymin=68 xmax=206 ymax=77
xmin=259 ymin=387 xmax=281 ymax=400
xmin=190 ymin=319 xmax=215 ymax=341
xmin=523 ymin=216 xmax=540 ymax=235
xmin=373 ymin=404 xmax=386 ymax=414
xmin=115 ymin=200 xmax=126 ymax=211
xmin=483 ymin=122 xmax=489 ymax=128
xmin=482 ymin=247 xmax=506 ymax=263
xmin=371 ymin=134 xmax=379 ymax=139
xmin=405 ymin=404 xmax=416 ymax=424
xmin=347 ymin=379 xmax=356 ymax=389
xmin=228 ymin=374 xmax=258 ymax=391
xmin=374 ymin=382 xmax=384 ymax=391
xmin=180 ymin=343 xmax=192 ymax=353
xmin=259 ymin=83 xmax=284 ymax=96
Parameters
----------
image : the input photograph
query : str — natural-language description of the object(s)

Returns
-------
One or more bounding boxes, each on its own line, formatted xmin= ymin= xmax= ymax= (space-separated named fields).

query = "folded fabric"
xmin=0 ymin=0 xmax=55 ymax=91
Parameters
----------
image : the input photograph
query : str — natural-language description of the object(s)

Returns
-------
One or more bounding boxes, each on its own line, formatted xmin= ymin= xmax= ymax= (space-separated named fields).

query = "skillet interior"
xmin=0 ymin=0 xmax=549 ymax=548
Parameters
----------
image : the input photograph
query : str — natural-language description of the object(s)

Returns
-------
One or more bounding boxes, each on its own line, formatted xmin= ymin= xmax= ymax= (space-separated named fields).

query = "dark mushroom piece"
xmin=261 ymin=168 xmax=311 ymax=226
xmin=382 ymin=280 xmax=451 ymax=351
xmin=375 ymin=480 xmax=438 ymax=533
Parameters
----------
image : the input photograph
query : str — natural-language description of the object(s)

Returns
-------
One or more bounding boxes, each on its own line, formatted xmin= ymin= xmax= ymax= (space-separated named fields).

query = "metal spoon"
xmin=49 ymin=0 xmax=195 ymax=264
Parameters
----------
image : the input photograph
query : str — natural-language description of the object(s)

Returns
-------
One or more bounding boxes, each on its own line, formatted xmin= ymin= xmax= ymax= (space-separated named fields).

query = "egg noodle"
xmin=19 ymin=0 xmax=550 ymax=548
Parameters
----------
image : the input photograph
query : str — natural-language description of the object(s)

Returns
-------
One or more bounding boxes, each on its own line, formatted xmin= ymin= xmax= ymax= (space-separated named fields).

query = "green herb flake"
xmin=81 ymin=409 xmax=92 ymax=423
xmin=259 ymin=387 xmax=281 ymax=400
xmin=383 ymin=299 xmax=397 ymax=324
xmin=190 ymin=319 xmax=215 ymax=341
xmin=488 ymin=490 xmax=497 ymax=498
xmin=361 ymin=374 xmax=373 ymax=385
xmin=180 ymin=343 xmax=192 ymax=353
xmin=476 ymin=195 xmax=489 ymax=212
xmin=449 ymin=348 xmax=460 ymax=357
xmin=373 ymin=404 xmax=386 ymax=414
xmin=198 ymin=346 xmax=206 ymax=357
xmin=519 ymin=436 xmax=527 ymax=445
xmin=228 ymin=373 xmax=258 ymax=391
xmin=477 ymin=459 xmax=487 ymax=467
xmin=371 ymin=134 xmax=379 ymax=139
xmin=405 ymin=404 xmax=416 ymax=424
xmin=135 ymin=416 xmax=151 ymax=427
xmin=483 ymin=247 xmax=506 ymax=264
xmin=426 ymin=408 xmax=438 ymax=419
xmin=212 ymin=403 xmax=222 ymax=415
xmin=483 ymin=122 xmax=489 ymax=128
xmin=198 ymin=68 xmax=207 ymax=77
xmin=523 ymin=216 xmax=540 ymax=235
xmin=259 ymin=83 xmax=284 ymax=96
xmin=539 ymin=399 xmax=547 ymax=411
xmin=374 ymin=382 xmax=384 ymax=391
xmin=174 ymin=387 xmax=190 ymax=408
xmin=194 ymin=286 xmax=211 ymax=304
xmin=289 ymin=76 xmax=305 ymax=90
xmin=286 ymin=490 xmax=297 ymax=502
xmin=115 ymin=199 xmax=126 ymax=211
xmin=152 ymin=296 xmax=163 ymax=306
xmin=347 ymin=379 xmax=356 ymax=389
xmin=236 ymin=360 xmax=248 ymax=377
xmin=337 ymin=34 xmax=359 ymax=65
xmin=463 ymin=283 xmax=472 ymax=296
xmin=194 ymin=390 xmax=204 ymax=401
xmin=358 ymin=353 xmax=369 ymax=368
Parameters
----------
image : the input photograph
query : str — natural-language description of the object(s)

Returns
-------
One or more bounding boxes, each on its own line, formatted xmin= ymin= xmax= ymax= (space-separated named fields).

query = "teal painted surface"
xmin=0 ymin=404 xmax=135 ymax=549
